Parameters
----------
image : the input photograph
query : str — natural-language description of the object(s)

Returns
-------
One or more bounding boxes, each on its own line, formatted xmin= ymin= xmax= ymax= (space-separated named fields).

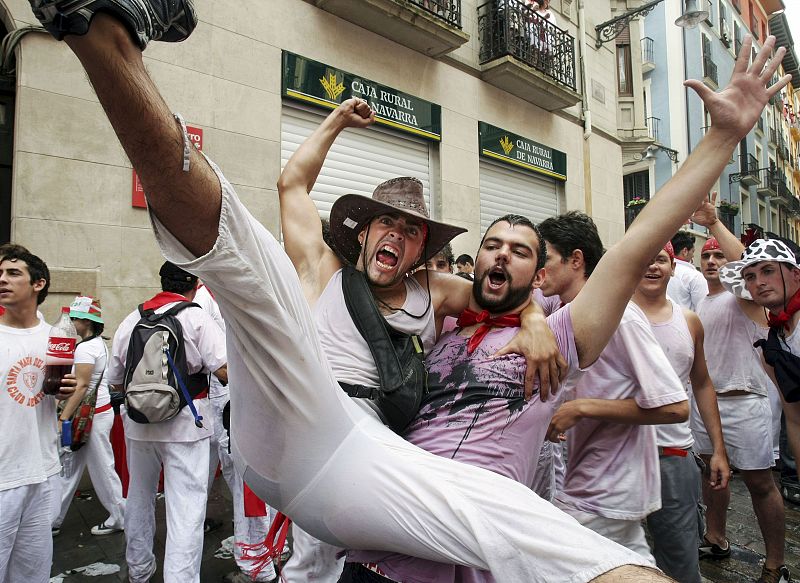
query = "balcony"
xmin=477 ymin=0 xmax=580 ymax=111
xmin=757 ymin=167 xmax=779 ymax=197
xmin=312 ymin=0 xmax=468 ymax=57
xmin=645 ymin=116 xmax=660 ymax=142
xmin=641 ymin=37 xmax=655 ymax=73
xmin=703 ymin=56 xmax=718 ymax=86
xmin=774 ymin=177 xmax=794 ymax=206
xmin=740 ymin=153 xmax=760 ymax=186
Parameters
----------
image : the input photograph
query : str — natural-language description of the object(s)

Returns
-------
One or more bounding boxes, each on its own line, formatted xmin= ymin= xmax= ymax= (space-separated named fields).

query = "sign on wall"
xmin=132 ymin=126 xmax=204 ymax=208
xmin=282 ymin=51 xmax=442 ymax=141
xmin=479 ymin=122 xmax=567 ymax=181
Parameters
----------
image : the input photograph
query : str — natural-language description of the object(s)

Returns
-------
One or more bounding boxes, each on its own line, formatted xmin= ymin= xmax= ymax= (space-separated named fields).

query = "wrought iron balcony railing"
xmin=408 ymin=0 xmax=462 ymax=28
xmin=641 ymin=37 xmax=654 ymax=66
xmin=478 ymin=0 xmax=576 ymax=91
xmin=645 ymin=116 xmax=660 ymax=142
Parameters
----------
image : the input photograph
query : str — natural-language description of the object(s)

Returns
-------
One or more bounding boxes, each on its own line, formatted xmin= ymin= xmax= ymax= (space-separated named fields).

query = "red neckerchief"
xmin=456 ymin=309 xmax=521 ymax=354
xmin=142 ymin=291 xmax=190 ymax=311
xmin=768 ymin=288 xmax=800 ymax=330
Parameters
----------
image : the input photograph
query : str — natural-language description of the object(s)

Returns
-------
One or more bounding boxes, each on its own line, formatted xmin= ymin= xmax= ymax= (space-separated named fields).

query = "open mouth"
xmin=376 ymin=244 xmax=399 ymax=270
xmin=644 ymin=274 xmax=661 ymax=280
xmin=487 ymin=266 xmax=508 ymax=290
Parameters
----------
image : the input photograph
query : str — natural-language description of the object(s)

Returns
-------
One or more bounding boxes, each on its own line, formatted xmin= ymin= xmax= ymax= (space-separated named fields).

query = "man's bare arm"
xmin=571 ymin=36 xmax=789 ymax=367
xmin=277 ymin=99 xmax=375 ymax=296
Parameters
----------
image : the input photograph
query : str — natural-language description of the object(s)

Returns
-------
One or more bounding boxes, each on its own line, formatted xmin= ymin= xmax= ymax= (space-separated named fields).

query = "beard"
xmin=473 ymin=269 xmax=534 ymax=314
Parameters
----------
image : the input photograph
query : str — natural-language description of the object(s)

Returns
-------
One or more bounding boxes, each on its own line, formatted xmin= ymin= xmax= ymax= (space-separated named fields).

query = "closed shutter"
xmin=479 ymin=159 xmax=559 ymax=234
xmin=280 ymin=105 xmax=432 ymax=220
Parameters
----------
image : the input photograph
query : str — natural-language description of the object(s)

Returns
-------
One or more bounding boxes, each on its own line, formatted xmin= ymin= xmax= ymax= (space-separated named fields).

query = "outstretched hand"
xmin=690 ymin=191 xmax=719 ymax=227
xmin=685 ymin=35 xmax=790 ymax=141
xmin=335 ymin=97 xmax=376 ymax=129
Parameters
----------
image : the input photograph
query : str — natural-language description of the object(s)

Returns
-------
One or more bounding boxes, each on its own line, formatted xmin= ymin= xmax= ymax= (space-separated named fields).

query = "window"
xmin=702 ymin=35 xmax=717 ymax=84
xmin=731 ymin=0 xmax=741 ymax=13
xmin=756 ymin=143 xmax=763 ymax=167
xmin=742 ymin=190 xmax=751 ymax=223
xmin=624 ymin=171 xmax=650 ymax=228
xmin=719 ymin=3 xmax=730 ymax=46
xmin=734 ymin=21 xmax=742 ymax=54
xmin=751 ymin=13 xmax=760 ymax=40
xmin=616 ymin=44 xmax=633 ymax=96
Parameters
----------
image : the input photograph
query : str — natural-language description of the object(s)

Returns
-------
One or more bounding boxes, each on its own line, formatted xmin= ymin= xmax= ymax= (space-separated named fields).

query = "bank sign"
xmin=479 ymin=122 xmax=567 ymax=181
xmin=282 ymin=51 xmax=441 ymax=141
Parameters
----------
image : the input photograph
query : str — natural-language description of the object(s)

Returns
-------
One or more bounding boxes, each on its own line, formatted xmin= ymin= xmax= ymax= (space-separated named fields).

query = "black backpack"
xmin=122 ymin=302 xmax=208 ymax=426
xmin=755 ymin=327 xmax=800 ymax=403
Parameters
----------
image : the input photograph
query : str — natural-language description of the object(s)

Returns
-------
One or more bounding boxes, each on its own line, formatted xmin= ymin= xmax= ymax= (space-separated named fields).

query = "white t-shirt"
xmin=666 ymin=259 xmax=708 ymax=312
xmin=108 ymin=300 xmax=227 ymax=442
xmin=0 ymin=320 xmax=60 ymax=491
xmin=555 ymin=302 xmax=688 ymax=520
xmin=74 ymin=336 xmax=110 ymax=409
xmin=193 ymin=284 xmax=228 ymax=399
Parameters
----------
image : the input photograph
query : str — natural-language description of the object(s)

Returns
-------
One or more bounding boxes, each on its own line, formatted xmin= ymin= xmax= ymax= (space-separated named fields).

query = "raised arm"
xmin=277 ymin=99 xmax=375 ymax=298
xmin=691 ymin=192 xmax=767 ymax=326
xmin=571 ymin=36 xmax=789 ymax=367
xmin=691 ymin=191 xmax=746 ymax=261
xmin=685 ymin=310 xmax=730 ymax=490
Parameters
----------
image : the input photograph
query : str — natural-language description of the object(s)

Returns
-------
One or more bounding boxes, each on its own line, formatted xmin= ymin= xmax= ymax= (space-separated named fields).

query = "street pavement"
xmin=51 ymin=470 xmax=800 ymax=582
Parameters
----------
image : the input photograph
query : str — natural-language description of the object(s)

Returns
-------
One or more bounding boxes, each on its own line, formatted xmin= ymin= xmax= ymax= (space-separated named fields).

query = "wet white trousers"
xmin=0 ymin=475 xmax=58 ymax=583
xmin=125 ymin=438 xmax=209 ymax=583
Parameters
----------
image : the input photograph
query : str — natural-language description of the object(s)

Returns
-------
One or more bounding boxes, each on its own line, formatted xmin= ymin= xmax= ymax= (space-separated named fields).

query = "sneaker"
xmin=51 ymin=526 xmax=61 ymax=537
xmin=90 ymin=521 xmax=123 ymax=536
xmin=757 ymin=564 xmax=791 ymax=583
xmin=203 ymin=517 xmax=222 ymax=535
xmin=28 ymin=0 xmax=197 ymax=48
xmin=698 ymin=536 xmax=731 ymax=560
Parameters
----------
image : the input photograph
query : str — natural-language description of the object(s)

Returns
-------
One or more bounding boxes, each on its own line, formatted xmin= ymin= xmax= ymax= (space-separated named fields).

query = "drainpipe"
xmin=578 ymin=0 xmax=593 ymax=214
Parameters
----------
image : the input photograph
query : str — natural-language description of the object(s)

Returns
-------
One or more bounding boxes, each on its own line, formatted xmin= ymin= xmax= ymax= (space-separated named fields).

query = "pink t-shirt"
xmin=349 ymin=305 xmax=582 ymax=583
xmin=554 ymin=302 xmax=688 ymax=521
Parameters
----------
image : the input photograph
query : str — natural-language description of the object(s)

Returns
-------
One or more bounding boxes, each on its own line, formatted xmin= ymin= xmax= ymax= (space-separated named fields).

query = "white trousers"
xmin=556 ymin=503 xmax=657 ymax=566
xmin=125 ymin=438 xmax=209 ymax=583
xmin=0 ymin=475 xmax=58 ymax=583
xmin=207 ymin=394 xmax=275 ymax=581
xmin=282 ymin=525 xmax=343 ymax=583
xmin=154 ymin=160 xmax=652 ymax=583
xmin=53 ymin=409 xmax=126 ymax=529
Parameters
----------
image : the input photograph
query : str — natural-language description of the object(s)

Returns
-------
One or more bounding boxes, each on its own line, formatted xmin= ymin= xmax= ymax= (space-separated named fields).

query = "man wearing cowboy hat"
xmin=277 ymin=97 xmax=566 ymax=582
xmin=28 ymin=2 xmax=788 ymax=579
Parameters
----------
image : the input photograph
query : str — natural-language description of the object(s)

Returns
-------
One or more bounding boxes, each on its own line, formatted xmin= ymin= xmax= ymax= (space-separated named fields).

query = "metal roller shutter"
xmin=281 ymin=105 xmax=433 ymax=220
xmin=479 ymin=159 xmax=559 ymax=234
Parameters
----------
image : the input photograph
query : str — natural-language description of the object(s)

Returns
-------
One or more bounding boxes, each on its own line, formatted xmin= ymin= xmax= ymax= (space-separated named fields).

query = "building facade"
xmin=641 ymin=0 xmax=799 ymax=249
xmin=2 ymin=0 xmax=662 ymax=330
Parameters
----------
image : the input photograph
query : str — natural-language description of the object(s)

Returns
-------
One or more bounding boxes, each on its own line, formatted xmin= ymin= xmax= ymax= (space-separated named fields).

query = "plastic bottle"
xmin=43 ymin=307 xmax=77 ymax=395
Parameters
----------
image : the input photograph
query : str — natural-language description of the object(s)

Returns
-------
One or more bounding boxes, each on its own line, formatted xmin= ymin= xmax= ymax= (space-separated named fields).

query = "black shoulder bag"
xmin=338 ymin=265 xmax=428 ymax=433
xmin=755 ymin=327 xmax=800 ymax=403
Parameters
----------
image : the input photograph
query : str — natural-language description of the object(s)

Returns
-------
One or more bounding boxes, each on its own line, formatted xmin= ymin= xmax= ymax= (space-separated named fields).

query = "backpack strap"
xmin=340 ymin=266 xmax=406 ymax=394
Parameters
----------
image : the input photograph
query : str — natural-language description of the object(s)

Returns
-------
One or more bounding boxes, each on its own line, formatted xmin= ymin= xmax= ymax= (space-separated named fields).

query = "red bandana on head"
xmin=768 ymin=287 xmax=800 ymax=330
xmin=663 ymin=241 xmax=675 ymax=261
xmin=702 ymin=238 xmax=720 ymax=253
xmin=456 ymin=309 xmax=521 ymax=354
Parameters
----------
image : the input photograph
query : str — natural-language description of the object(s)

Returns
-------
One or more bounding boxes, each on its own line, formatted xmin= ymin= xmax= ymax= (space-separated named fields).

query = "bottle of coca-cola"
xmin=43 ymin=307 xmax=77 ymax=396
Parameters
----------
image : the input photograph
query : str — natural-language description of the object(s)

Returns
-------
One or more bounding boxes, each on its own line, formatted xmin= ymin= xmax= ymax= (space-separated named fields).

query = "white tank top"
xmin=649 ymin=301 xmax=694 ymax=449
xmin=696 ymin=292 xmax=769 ymax=397
xmin=313 ymin=269 xmax=436 ymax=388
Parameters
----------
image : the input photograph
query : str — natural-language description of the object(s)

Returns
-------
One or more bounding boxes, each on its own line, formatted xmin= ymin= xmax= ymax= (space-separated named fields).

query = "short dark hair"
xmin=0 ymin=243 xmax=29 ymax=260
xmin=538 ymin=211 xmax=604 ymax=278
xmin=480 ymin=214 xmax=546 ymax=271
xmin=161 ymin=276 xmax=197 ymax=295
xmin=455 ymin=254 xmax=474 ymax=267
xmin=671 ymin=231 xmax=695 ymax=255
xmin=430 ymin=243 xmax=454 ymax=268
xmin=0 ymin=249 xmax=50 ymax=305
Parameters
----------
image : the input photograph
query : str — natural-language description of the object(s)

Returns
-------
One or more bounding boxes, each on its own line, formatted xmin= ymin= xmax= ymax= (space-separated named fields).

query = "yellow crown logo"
xmin=320 ymin=71 xmax=345 ymax=101
xmin=500 ymin=135 xmax=514 ymax=156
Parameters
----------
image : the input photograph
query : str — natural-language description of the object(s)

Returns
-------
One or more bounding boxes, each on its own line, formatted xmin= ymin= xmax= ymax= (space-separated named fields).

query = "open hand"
xmin=685 ymin=35 xmax=790 ymax=142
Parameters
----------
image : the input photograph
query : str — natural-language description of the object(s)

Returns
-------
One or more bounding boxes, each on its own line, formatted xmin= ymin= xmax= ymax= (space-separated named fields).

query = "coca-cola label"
xmin=47 ymin=337 xmax=76 ymax=359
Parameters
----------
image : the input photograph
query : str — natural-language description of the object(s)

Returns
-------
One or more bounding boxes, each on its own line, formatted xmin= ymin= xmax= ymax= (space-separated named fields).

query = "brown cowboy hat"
xmin=329 ymin=177 xmax=467 ymax=268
